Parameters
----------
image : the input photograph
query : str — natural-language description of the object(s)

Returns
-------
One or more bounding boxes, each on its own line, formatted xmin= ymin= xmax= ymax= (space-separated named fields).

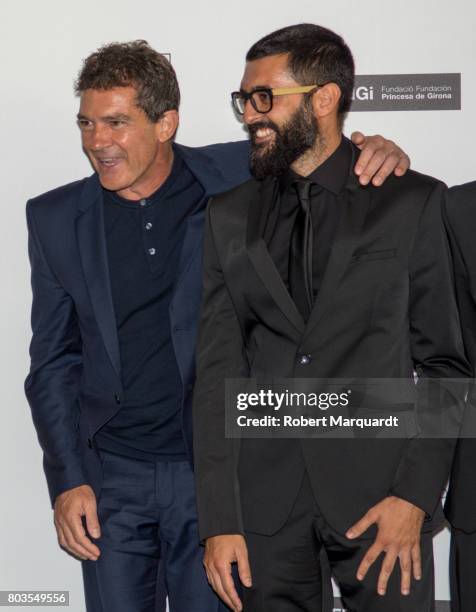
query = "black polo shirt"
xmin=96 ymin=150 xmax=205 ymax=461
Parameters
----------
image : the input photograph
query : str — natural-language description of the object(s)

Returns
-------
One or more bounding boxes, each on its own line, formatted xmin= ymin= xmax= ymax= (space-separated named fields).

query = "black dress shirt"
xmin=265 ymin=136 xmax=352 ymax=314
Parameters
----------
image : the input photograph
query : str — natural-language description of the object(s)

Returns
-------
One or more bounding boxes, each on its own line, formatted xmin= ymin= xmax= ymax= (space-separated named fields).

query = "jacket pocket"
xmin=351 ymin=248 xmax=397 ymax=263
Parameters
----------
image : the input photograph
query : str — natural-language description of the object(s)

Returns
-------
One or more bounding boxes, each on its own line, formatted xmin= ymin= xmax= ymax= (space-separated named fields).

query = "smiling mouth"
xmin=255 ymin=128 xmax=275 ymax=139
xmin=252 ymin=128 xmax=277 ymax=146
xmin=95 ymin=157 xmax=124 ymax=168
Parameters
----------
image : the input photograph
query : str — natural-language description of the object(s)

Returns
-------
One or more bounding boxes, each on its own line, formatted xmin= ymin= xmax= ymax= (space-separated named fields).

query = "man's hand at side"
xmin=346 ymin=496 xmax=425 ymax=597
xmin=204 ymin=534 xmax=252 ymax=612
xmin=351 ymin=132 xmax=411 ymax=186
xmin=54 ymin=484 xmax=101 ymax=561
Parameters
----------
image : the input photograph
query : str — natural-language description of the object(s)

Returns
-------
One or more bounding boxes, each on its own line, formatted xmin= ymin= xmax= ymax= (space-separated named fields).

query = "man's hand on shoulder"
xmin=54 ymin=484 xmax=101 ymax=561
xmin=346 ymin=495 xmax=425 ymax=597
xmin=351 ymin=131 xmax=411 ymax=187
xmin=204 ymin=534 xmax=252 ymax=612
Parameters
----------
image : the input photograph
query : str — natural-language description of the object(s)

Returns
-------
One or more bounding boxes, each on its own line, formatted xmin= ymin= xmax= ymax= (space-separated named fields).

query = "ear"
xmin=155 ymin=110 xmax=180 ymax=142
xmin=312 ymin=83 xmax=342 ymax=119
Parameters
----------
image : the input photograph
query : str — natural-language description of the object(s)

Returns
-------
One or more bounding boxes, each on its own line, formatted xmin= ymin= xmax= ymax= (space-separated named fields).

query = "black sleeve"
xmin=390 ymin=181 xmax=471 ymax=516
xmin=193 ymin=199 xmax=249 ymax=541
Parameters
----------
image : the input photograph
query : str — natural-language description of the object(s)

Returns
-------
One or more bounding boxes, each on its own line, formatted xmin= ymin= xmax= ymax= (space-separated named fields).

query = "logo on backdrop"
xmin=350 ymin=73 xmax=461 ymax=111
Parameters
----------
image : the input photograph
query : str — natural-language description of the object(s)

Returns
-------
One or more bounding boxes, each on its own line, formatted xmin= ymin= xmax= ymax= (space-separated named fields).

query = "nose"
xmin=88 ymin=123 xmax=113 ymax=151
xmin=243 ymin=99 xmax=264 ymax=126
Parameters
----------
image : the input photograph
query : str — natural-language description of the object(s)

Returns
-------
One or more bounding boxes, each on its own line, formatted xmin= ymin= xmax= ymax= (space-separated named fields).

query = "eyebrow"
xmin=240 ymin=85 xmax=272 ymax=94
xmin=76 ymin=113 xmax=131 ymax=121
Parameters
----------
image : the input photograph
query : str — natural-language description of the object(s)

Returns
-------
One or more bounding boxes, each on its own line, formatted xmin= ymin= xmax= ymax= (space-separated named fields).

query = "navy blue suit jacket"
xmin=24 ymin=140 xmax=251 ymax=506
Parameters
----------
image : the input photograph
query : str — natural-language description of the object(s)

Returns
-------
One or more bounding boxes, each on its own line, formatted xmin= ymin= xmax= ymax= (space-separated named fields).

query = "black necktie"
xmin=289 ymin=180 xmax=314 ymax=320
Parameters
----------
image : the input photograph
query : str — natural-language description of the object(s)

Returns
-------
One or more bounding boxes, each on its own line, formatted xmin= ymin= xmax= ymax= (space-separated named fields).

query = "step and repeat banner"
xmin=1 ymin=0 xmax=474 ymax=610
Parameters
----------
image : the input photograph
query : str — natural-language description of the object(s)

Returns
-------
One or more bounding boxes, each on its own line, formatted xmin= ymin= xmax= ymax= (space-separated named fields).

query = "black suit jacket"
xmin=444 ymin=181 xmax=476 ymax=533
xmin=193 ymin=148 xmax=470 ymax=541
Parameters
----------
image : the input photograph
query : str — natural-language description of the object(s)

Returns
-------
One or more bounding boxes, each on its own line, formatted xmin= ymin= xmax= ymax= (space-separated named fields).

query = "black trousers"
xmin=450 ymin=527 xmax=476 ymax=612
xmin=243 ymin=473 xmax=435 ymax=612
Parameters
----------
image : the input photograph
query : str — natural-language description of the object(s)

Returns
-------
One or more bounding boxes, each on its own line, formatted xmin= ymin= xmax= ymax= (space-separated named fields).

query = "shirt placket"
xmin=140 ymin=198 xmax=161 ymax=274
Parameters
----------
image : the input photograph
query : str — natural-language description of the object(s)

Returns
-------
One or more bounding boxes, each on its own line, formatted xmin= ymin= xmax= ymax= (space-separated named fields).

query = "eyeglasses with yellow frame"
xmin=231 ymin=84 xmax=327 ymax=115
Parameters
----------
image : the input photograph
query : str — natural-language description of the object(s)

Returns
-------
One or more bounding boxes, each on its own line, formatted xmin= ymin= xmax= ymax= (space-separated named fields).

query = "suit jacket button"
xmin=87 ymin=438 xmax=93 ymax=449
xmin=299 ymin=354 xmax=312 ymax=365
xmin=114 ymin=393 xmax=121 ymax=404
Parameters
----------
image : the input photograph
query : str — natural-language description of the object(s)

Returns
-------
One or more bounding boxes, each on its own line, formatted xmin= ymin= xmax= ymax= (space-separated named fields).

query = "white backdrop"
xmin=1 ymin=0 xmax=475 ymax=609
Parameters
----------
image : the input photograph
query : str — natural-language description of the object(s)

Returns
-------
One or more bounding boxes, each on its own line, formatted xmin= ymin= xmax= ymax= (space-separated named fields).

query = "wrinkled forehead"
xmin=79 ymin=86 xmax=140 ymax=116
xmin=240 ymin=53 xmax=297 ymax=91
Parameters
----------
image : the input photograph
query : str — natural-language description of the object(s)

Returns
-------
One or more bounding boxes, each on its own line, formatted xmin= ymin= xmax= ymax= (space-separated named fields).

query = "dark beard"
xmin=248 ymin=98 xmax=319 ymax=180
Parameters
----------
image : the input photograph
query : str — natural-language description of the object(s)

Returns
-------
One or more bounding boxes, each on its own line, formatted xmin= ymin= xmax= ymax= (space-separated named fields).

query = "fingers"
xmin=354 ymin=137 xmax=383 ymax=179
xmin=204 ymin=566 xmax=222 ymax=607
xmin=236 ymin=545 xmax=252 ymax=587
xmin=369 ymin=150 xmax=410 ymax=186
xmin=377 ymin=549 xmax=398 ymax=596
xmin=208 ymin=564 xmax=242 ymax=611
xmin=211 ymin=569 xmax=237 ymax=611
xmin=395 ymin=153 xmax=411 ymax=176
xmin=56 ymin=525 xmax=72 ymax=557
xmin=399 ymin=549 xmax=412 ymax=596
xmin=205 ymin=567 xmax=216 ymax=592
xmin=221 ymin=564 xmax=243 ymax=611
xmin=55 ymin=512 xmax=100 ymax=561
xmin=357 ymin=541 xmax=422 ymax=596
xmin=69 ymin=513 xmax=100 ymax=559
xmin=58 ymin=522 xmax=92 ymax=561
xmin=411 ymin=542 xmax=422 ymax=581
xmin=85 ymin=499 xmax=101 ymax=539
xmin=346 ymin=509 xmax=376 ymax=539
xmin=203 ymin=535 xmax=248 ymax=612
xmin=359 ymin=150 xmax=388 ymax=186
xmin=351 ymin=131 xmax=366 ymax=146
xmin=353 ymin=497 xmax=424 ymax=596
xmin=54 ymin=485 xmax=101 ymax=561
xmin=353 ymin=134 xmax=411 ymax=186
xmin=356 ymin=541 xmax=382 ymax=581
xmin=370 ymin=153 xmax=401 ymax=187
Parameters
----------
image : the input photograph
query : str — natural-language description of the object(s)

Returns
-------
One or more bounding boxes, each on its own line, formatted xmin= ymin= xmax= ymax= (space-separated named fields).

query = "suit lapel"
xmin=74 ymin=146 xmax=242 ymax=385
xmin=244 ymin=146 xmax=371 ymax=341
xmin=173 ymin=209 xmax=205 ymax=297
xmin=304 ymin=167 xmax=371 ymax=338
xmin=171 ymin=143 xmax=225 ymax=301
xmin=246 ymin=177 xmax=305 ymax=334
xmin=75 ymin=175 xmax=121 ymax=380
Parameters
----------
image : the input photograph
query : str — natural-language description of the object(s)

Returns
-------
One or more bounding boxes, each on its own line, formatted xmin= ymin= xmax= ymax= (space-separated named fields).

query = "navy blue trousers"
xmin=81 ymin=451 xmax=225 ymax=612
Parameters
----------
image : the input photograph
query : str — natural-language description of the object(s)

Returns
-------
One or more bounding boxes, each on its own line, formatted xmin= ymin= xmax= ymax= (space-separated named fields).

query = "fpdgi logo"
xmin=353 ymin=85 xmax=374 ymax=101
